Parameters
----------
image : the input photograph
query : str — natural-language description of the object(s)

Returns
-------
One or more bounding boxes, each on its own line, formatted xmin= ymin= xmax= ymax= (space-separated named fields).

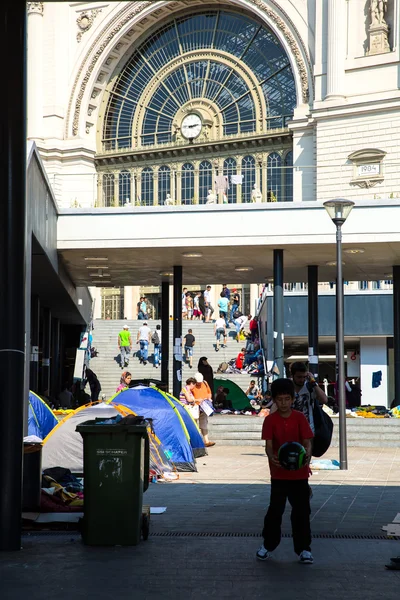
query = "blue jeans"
xmin=220 ymin=311 xmax=229 ymax=327
xmin=140 ymin=340 xmax=149 ymax=361
xmin=154 ymin=344 xmax=161 ymax=366
xmin=230 ymin=304 xmax=238 ymax=321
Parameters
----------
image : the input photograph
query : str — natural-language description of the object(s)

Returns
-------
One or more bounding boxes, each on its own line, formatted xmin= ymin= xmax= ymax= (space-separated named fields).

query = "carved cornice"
xmin=70 ymin=0 xmax=311 ymax=137
xmin=27 ymin=2 xmax=44 ymax=15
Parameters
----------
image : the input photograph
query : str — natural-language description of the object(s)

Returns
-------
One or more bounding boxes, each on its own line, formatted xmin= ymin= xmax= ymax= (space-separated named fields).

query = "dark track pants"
xmin=262 ymin=478 xmax=311 ymax=555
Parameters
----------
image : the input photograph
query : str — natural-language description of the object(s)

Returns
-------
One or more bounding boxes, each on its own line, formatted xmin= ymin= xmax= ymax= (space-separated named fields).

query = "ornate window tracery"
xmin=102 ymin=10 xmax=296 ymax=152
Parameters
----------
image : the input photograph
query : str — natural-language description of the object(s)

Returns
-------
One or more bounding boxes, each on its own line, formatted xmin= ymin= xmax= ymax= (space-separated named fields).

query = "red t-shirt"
xmin=261 ymin=410 xmax=314 ymax=480
xmin=235 ymin=352 xmax=245 ymax=369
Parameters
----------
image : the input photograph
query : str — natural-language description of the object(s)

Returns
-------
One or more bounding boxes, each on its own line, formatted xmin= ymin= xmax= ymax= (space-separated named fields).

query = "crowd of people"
xmin=181 ymin=284 xmax=242 ymax=324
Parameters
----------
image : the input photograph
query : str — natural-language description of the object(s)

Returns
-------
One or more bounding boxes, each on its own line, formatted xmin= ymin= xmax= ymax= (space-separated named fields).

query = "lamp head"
xmin=323 ymin=199 xmax=354 ymax=225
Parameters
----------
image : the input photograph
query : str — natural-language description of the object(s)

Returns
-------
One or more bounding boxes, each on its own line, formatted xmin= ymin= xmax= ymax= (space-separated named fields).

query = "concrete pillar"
xmin=41 ymin=307 xmax=51 ymax=395
xmin=308 ymin=266 xmax=319 ymax=380
xmin=88 ymin=286 xmax=102 ymax=320
xmin=30 ymin=295 xmax=40 ymax=392
xmin=360 ymin=338 xmax=388 ymax=406
xmin=325 ymin=0 xmax=346 ymax=100
xmin=50 ymin=317 xmax=60 ymax=399
xmin=27 ymin=1 xmax=44 ymax=139
xmin=173 ymin=266 xmax=183 ymax=398
xmin=124 ymin=286 xmax=134 ymax=319
xmin=273 ymin=250 xmax=284 ymax=377
xmin=161 ymin=281 xmax=170 ymax=389
xmin=0 ymin=0 xmax=27 ymax=551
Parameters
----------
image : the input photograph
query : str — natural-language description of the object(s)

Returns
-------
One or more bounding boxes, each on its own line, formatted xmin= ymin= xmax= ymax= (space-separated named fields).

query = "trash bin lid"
xmin=76 ymin=419 xmax=148 ymax=435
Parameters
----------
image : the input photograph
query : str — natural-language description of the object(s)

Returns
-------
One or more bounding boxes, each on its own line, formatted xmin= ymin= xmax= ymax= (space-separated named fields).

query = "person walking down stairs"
xmin=118 ymin=324 xmax=132 ymax=368
xmin=136 ymin=321 xmax=151 ymax=366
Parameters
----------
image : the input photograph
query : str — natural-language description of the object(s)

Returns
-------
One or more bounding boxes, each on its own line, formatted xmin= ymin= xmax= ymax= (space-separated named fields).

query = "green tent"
xmin=214 ymin=378 xmax=252 ymax=411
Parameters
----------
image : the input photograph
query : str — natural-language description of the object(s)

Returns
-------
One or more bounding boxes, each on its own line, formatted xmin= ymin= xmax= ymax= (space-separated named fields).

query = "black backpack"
xmin=233 ymin=310 xmax=243 ymax=319
xmin=151 ymin=331 xmax=160 ymax=344
xmin=308 ymin=384 xmax=334 ymax=457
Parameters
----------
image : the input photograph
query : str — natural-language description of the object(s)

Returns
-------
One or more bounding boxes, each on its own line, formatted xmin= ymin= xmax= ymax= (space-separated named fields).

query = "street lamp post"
xmin=323 ymin=199 xmax=355 ymax=471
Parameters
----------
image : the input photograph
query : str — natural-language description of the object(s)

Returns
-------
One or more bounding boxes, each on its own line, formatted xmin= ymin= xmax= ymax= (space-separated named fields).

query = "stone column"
xmin=153 ymin=168 xmax=159 ymax=206
xmin=236 ymin=156 xmax=242 ymax=203
xmin=325 ymin=0 xmax=346 ymax=100
xmin=124 ymin=286 xmax=134 ymax=319
xmin=27 ymin=2 xmax=44 ymax=139
xmin=193 ymin=161 xmax=199 ymax=205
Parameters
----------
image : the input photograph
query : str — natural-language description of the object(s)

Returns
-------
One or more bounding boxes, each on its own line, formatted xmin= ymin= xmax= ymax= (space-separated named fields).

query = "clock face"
xmin=181 ymin=113 xmax=202 ymax=139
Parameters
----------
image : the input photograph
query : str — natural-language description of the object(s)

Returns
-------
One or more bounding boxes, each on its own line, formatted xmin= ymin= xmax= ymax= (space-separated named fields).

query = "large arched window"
xmin=267 ymin=152 xmax=282 ymax=202
xmin=119 ymin=171 xmax=131 ymax=206
xmin=158 ymin=165 xmax=171 ymax=204
xmin=199 ymin=161 xmax=212 ymax=204
xmin=181 ymin=163 xmax=194 ymax=205
xmin=102 ymin=173 xmax=115 ymax=207
xmin=242 ymin=156 xmax=255 ymax=203
xmin=223 ymin=158 xmax=237 ymax=204
xmin=284 ymin=151 xmax=293 ymax=202
xmin=141 ymin=168 xmax=154 ymax=206
xmin=103 ymin=10 xmax=296 ymax=151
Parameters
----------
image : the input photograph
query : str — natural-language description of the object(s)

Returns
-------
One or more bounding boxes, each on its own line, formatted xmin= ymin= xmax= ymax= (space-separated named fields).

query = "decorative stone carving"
xmin=348 ymin=148 xmax=386 ymax=188
xmin=251 ymin=184 xmax=263 ymax=203
xmin=367 ymin=0 xmax=390 ymax=55
xmin=206 ymin=189 xmax=217 ymax=204
xmin=27 ymin=2 xmax=44 ymax=15
xmin=164 ymin=193 xmax=175 ymax=205
xmin=77 ymin=9 xmax=102 ymax=43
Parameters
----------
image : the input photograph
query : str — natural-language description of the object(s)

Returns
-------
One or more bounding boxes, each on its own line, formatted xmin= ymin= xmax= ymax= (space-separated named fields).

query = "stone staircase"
xmin=88 ymin=319 xmax=253 ymax=400
xmin=208 ymin=415 xmax=400 ymax=447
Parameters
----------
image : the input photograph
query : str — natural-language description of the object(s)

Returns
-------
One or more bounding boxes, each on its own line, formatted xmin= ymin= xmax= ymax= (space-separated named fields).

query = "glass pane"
xmin=223 ymin=158 xmax=237 ymax=204
xmin=199 ymin=161 xmax=212 ymax=204
xmin=141 ymin=168 xmax=154 ymax=206
xmin=284 ymin=151 xmax=293 ymax=202
xmin=242 ymin=156 xmax=255 ymax=203
xmin=119 ymin=171 xmax=131 ymax=206
xmin=181 ymin=163 xmax=194 ymax=205
xmin=267 ymin=152 xmax=282 ymax=202
xmin=158 ymin=166 xmax=171 ymax=205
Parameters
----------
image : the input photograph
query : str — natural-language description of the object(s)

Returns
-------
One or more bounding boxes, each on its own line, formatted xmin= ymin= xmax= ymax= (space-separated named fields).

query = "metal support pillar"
xmin=30 ymin=295 xmax=40 ymax=392
xmin=161 ymin=281 xmax=170 ymax=390
xmin=41 ymin=308 xmax=51 ymax=395
xmin=308 ymin=266 xmax=319 ymax=380
xmin=173 ymin=266 xmax=182 ymax=398
xmin=393 ymin=266 xmax=400 ymax=405
xmin=0 ymin=0 xmax=27 ymax=551
xmin=336 ymin=224 xmax=347 ymax=470
xmin=273 ymin=250 xmax=284 ymax=378
xmin=50 ymin=318 xmax=60 ymax=400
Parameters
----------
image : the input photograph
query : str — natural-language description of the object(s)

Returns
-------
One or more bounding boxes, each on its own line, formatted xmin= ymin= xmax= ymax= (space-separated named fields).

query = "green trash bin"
xmin=76 ymin=418 xmax=150 ymax=546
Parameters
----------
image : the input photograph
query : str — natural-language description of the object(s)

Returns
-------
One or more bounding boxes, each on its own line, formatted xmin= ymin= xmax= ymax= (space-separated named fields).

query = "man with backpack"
xmin=290 ymin=362 xmax=328 ymax=432
xmin=152 ymin=324 xmax=161 ymax=368
xmin=136 ymin=321 xmax=151 ymax=365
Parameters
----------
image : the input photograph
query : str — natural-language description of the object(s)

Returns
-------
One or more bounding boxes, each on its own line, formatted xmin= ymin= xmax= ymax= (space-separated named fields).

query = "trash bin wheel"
xmin=142 ymin=514 xmax=150 ymax=541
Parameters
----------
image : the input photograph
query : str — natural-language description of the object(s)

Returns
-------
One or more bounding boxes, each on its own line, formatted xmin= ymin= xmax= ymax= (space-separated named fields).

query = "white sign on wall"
xmin=357 ymin=164 xmax=380 ymax=177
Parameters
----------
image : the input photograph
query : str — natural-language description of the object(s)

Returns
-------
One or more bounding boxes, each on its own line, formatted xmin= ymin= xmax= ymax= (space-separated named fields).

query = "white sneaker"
xmin=256 ymin=544 xmax=272 ymax=561
xmin=299 ymin=550 xmax=313 ymax=564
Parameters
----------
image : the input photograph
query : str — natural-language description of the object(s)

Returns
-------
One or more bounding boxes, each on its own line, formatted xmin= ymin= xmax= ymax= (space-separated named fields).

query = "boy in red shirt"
xmin=257 ymin=378 xmax=314 ymax=564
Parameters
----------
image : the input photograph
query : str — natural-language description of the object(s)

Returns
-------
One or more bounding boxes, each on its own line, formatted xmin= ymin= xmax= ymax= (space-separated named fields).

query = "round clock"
xmin=181 ymin=113 xmax=202 ymax=140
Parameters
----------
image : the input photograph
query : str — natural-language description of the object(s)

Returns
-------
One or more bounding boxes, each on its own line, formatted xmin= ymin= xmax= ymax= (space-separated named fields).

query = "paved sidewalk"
xmin=1 ymin=447 xmax=399 ymax=600
xmin=145 ymin=446 xmax=400 ymax=536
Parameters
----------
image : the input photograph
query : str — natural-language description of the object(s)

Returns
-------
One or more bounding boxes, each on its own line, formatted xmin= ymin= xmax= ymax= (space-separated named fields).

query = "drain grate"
xmin=151 ymin=531 xmax=398 ymax=540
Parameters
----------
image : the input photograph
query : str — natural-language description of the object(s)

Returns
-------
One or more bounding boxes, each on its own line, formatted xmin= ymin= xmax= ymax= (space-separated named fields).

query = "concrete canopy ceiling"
xmin=59 ymin=241 xmax=400 ymax=288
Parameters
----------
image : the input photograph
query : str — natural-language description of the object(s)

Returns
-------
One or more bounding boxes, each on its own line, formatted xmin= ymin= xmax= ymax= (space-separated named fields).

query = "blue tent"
xmin=110 ymin=386 xmax=197 ymax=471
xmin=28 ymin=391 xmax=58 ymax=440
xmin=165 ymin=392 xmax=206 ymax=459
